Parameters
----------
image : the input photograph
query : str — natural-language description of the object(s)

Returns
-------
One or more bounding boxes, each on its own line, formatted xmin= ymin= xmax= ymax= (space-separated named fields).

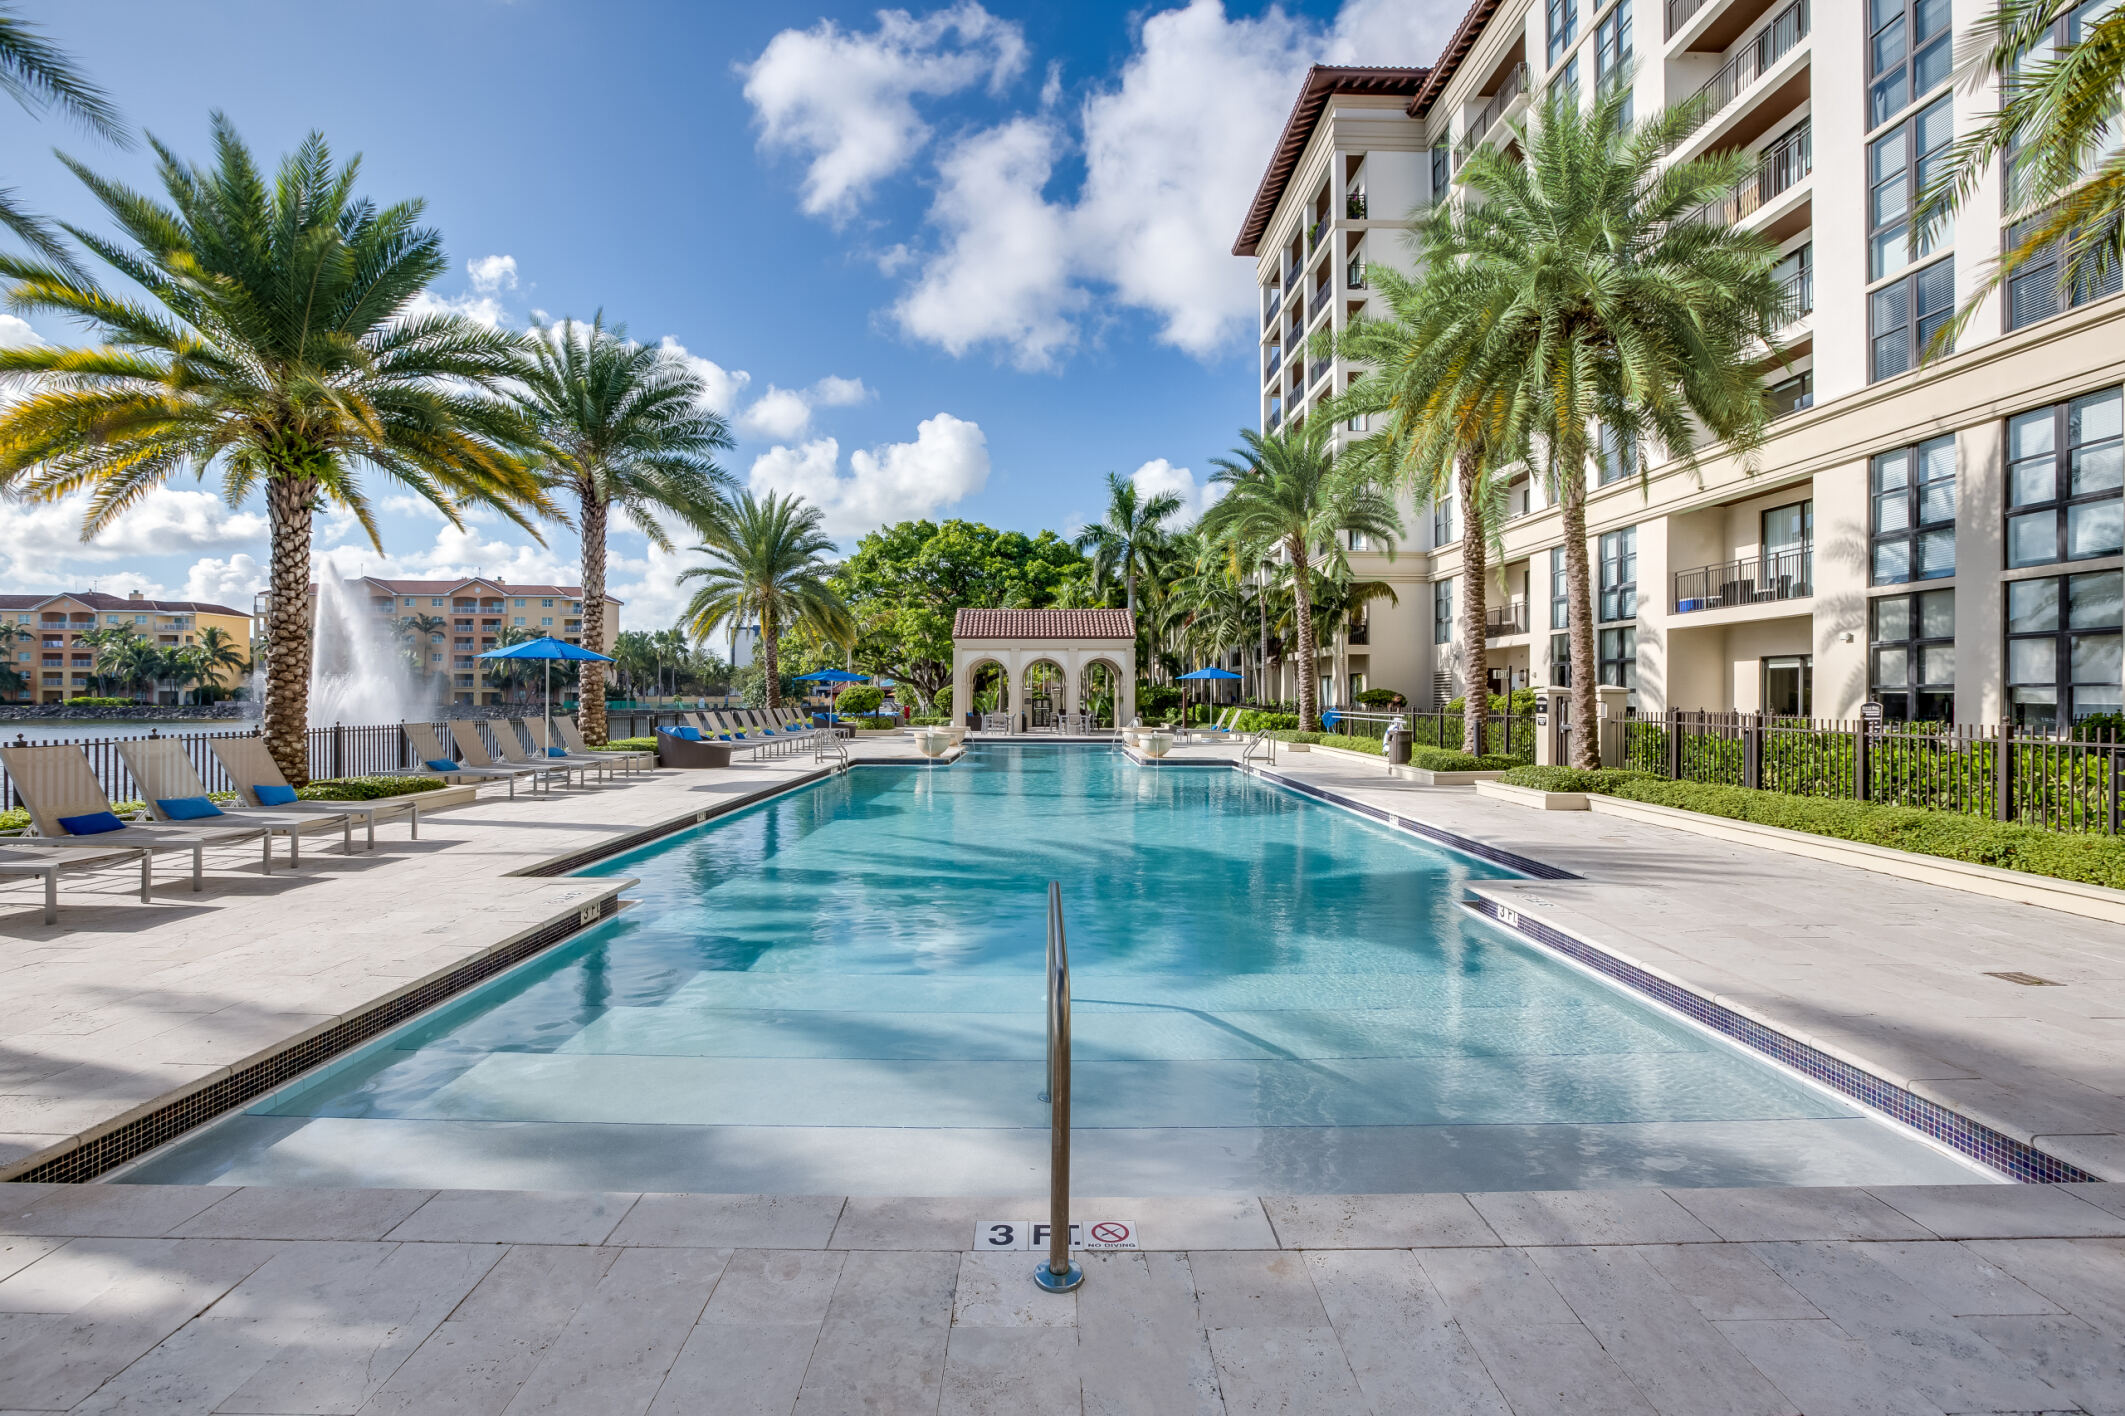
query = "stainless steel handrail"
xmin=1034 ymin=881 xmax=1082 ymax=1293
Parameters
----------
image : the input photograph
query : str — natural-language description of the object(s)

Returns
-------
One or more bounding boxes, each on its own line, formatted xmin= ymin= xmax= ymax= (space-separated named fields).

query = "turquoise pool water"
xmin=123 ymin=746 xmax=1981 ymax=1193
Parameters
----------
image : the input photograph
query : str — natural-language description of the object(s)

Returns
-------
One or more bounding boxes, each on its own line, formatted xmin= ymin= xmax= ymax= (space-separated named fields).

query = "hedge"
xmin=1236 ymin=710 xmax=1300 ymax=732
xmin=835 ymin=685 xmax=885 ymax=715
xmin=298 ymin=775 xmax=451 ymax=801
xmin=908 ymin=716 xmax=952 ymax=727
xmin=1498 ymin=766 xmax=1658 ymax=794
xmin=63 ymin=696 xmax=137 ymax=707
xmin=1498 ymin=766 xmax=2125 ymax=890
xmin=1271 ymin=732 xmax=1515 ymax=772
xmin=592 ymin=737 xmax=656 ymax=752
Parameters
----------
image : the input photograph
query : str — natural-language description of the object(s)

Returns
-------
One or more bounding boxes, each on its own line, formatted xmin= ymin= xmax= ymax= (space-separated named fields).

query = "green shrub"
xmin=298 ymin=775 xmax=450 ymax=801
xmin=1235 ymin=710 xmax=1299 ymax=733
xmin=592 ymin=737 xmax=656 ymax=752
xmin=1444 ymin=688 xmax=1539 ymax=718
xmin=1136 ymin=684 xmax=1182 ymax=721
xmin=1406 ymin=747 xmax=1521 ymax=773
xmin=0 ymin=807 xmax=27 ymax=833
xmin=908 ymin=715 xmax=951 ymax=727
xmin=1355 ymin=688 xmax=1406 ymax=708
xmin=835 ymin=685 xmax=885 ymax=715
xmin=63 ymin=696 xmax=135 ymax=707
xmin=1498 ymin=765 xmax=1659 ymax=794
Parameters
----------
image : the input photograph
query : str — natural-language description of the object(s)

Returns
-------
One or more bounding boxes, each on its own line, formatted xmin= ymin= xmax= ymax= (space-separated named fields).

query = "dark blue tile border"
xmin=1241 ymin=764 xmax=1578 ymax=880
xmin=1464 ymin=895 xmax=2098 ymax=1185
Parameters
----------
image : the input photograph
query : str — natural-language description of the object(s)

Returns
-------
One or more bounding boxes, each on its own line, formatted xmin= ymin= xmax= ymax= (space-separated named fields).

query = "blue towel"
xmin=253 ymin=784 xmax=299 ymax=806
xmin=156 ymin=796 xmax=225 ymax=820
xmin=548 ymin=747 xmax=568 ymax=757
xmin=666 ymin=726 xmax=703 ymax=741
xmin=423 ymin=759 xmax=458 ymax=773
xmin=58 ymin=810 xmax=126 ymax=835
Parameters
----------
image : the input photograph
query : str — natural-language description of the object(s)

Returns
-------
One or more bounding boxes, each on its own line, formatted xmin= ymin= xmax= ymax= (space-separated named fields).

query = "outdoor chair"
xmin=495 ymin=719 xmax=607 ymax=787
xmin=450 ymin=721 xmax=571 ymax=794
xmin=510 ymin=718 xmax=624 ymax=784
xmin=117 ymin=737 xmax=358 ymax=865
xmin=548 ymin=718 xmax=653 ymax=776
xmin=210 ymin=735 xmax=421 ymax=846
xmin=398 ymin=724 xmax=532 ymax=798
xmin=654 ymin=724 xmax=733 ymax=769
xmin=0 ymin=843 xmax=154 ymax=924
xmin=981 ymin=712 xmax=1011 ymax=734
xmin=0 ymin=744 xmax=271 ymax=891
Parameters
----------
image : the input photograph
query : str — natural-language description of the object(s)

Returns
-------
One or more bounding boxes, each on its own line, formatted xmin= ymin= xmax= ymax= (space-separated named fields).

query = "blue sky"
xmin=0 ymin=0 xmax=1461 ymax=628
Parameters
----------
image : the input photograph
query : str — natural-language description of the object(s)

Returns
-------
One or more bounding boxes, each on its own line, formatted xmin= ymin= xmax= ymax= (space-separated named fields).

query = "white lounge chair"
xmin=0 ymin=843 xmax=154 ymax=924
xmin=505 ymin=718 xmax=618 ymax=785
xmin=0 ymin=744 xmax=268 ymax=890
xmin=210 ymin=735 xmax=422 ymax=846
xmin=449 ymin=721 xmax=567 ymax=795
xmin=548 ymin=717 xmax=653 ymax=775
xmin=492 ymin=719 xmax=603 ymax=787
xmin=116 ymin=737 xmax=358 ymax=865
xmin=399 ymin=723 xmax=530 ymax=798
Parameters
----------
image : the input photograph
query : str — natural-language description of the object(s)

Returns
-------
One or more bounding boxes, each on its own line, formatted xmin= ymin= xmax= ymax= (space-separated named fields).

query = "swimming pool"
xmin=122 ymin=745 xmax=1983 ymax=1193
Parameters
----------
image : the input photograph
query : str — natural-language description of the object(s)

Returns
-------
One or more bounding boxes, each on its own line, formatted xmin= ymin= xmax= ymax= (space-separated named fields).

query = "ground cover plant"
xmin=297 ymin=776 xmax=450 ymax=801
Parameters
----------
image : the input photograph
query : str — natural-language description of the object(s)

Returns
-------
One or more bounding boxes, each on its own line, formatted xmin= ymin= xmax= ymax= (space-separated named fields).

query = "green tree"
xmin=508 ymin=315 xmax=733 ymax=744
xmin=1074 ymin=472 xmax=1181 ymax=616
xmin=191 ymin=623 xmax=250 ymax=701
xmin=0 ymin=5 xmax=125 ymax=272
xmin=1203 ymin=419 xmax=1401 ymax=731
xmin=0 ymin=117 xmax=553 ymax=783
xmin=1918 ymin=0 xmax=2124 ymax=344
xmin=0 ymin=620 xmax=27 ymax=699
xmin=679 ymin=491 xmax=853 ymax=711
xmin=392 ymin=613 xmax=446 ymax=689
xmin=1399 ymin=84 xmax=1788 ymax=766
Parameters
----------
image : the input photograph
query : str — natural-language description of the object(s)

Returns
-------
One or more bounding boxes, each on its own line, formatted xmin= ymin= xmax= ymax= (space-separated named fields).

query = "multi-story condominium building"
xmin=0 ymin=591 xmax=253 ymax=704
xmin=1236 ymin=0 xmax=2125 ymax=730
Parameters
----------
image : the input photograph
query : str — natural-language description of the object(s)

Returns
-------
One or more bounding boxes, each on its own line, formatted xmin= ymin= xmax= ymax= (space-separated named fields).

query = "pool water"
xmin=123 ymin=746 xmax=1983 ymax=1193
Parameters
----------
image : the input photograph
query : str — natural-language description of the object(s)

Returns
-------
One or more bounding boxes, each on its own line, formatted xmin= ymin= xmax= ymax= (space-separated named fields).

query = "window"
xmin=1549 ymin=632 xmax=1571 ymax=686
xmin=1870 ymin=257 xmax=1955 ymax=381
xmin=1771 ymin=242 xmax=1813 ymax=319
xmin=1763 ymin=501 xmax=1813 ymax=593
xmin=431 ymin=597 xmax=444 ymax=607
xmin=2006 ymin=570 xmax=2124 ymax=730
xmin=542 ymin=598 xmax=554 ymax=608
xmin=1868 ymin=96 xmax=1953 ymax=280
xmin=2004 ymin=213 xmax=2125 ymax=332
xmin=1432 ymin=496 xmax=1457 ymax=547
xmin=1547 ymin=0 xmax=1579 ymax=65
xmin=1598 ymin=527 xmax=1636 ymax=621
xmin=402 ymin=596 xmax=415 ymax=607
xmin=1550 ymin=547 xmax=1569 ymax=630
xmin=1868 ymin=0 xmax=1953 ymax=129
xmin=513 ymin=598 xmax=525 ymax=608
xmin=1871 ymin=435 xmax=1956 ymax=583
xmin=1433 ymin=579 xmax=1454 ymax=644
xmin=1761 ymin=655 xmax=1813 ymax=717
xmin=2005 ymin=388 xmax=2124 ymax=567
xmin=541 ymin=617 xmax=553 ymax=627
xmin=1599 ymin=626 xmax=1636 ymax=702
xmin=1769 ymin=368 xmax=1814 ymax=415
xmin=1430 ymin=141 xmax=1450 ymax=201
xmin=1594 ymin=1 xmax=1632 ymax=88
xmin=1349 ymin=530 xmax=1371 ymax=551
xmin=1596 ymin=424 xmax=1636 ymax=486
xmin=512 ymin=616 xmax=525 ymax=627
xmin=1555 ymin=56 xmax=1580 ymax=104
xmin=1870 ymin=589 xmax=1955 ymax=722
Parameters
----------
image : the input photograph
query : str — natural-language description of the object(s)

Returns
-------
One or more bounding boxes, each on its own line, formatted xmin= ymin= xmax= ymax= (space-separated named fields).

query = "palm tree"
xmin=1074 ymin=472 xmax=1182 ymax=617
xmin=391 ymin=613 xmax=445 ymax=689
xmin=191 ymin=624 xmax=250 ymax=702
xmin=679 ymin=492 xmax=854 ymax=711
xmin=509 ymin=315 xmax=734 ymax=744
xmin=0 ymin=619 xmax=29 ymax=700
xmin=1203 ymin=419 xmax=1401 ymax=731
xmin=1402 ymin=84 xmax=1789 ymax=767
xmin=1918 ymin=0 xmax=2123 ymax=344
xmin=0 ymin=117 xmax=554 ymax=783
xmin=0 ymin=6 xmax=125 ymax=271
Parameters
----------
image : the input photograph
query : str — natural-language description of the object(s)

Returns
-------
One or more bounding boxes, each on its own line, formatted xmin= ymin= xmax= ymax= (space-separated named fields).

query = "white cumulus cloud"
xmin=809 ymin=375 xmax=872 ymax=407
xmin=656 ymin=337 xmax=752 ymax=417
xmin=737 ymin=386 xmax=818 ymax=441
xmin=1129 ymin=458 xmax=1221 ymax=525
xmin=741 ymin=2 xmax=1028 ymax=220
xmin=180 ymin=553 xmax=267 ymax=607
xmin=746 ymin=412 xmax=989 ymax=541
xmin=467 ymin=254 xmax=519 ymax=293
xmin=0 ymin=314 xmax=39 ymax=348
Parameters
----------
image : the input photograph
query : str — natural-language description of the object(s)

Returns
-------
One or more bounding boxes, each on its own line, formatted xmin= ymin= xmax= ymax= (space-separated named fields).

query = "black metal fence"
xmin=1622 ymin=710 xmax=2125 ymax=834
xmin=1323 ymin=709 xmax=1538 ymax=761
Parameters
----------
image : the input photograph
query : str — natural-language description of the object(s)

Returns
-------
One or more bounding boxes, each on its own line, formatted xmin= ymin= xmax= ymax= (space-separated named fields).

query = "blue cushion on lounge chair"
xmin=58 ymin=811 xmax=126 ymax=835
xmin=423 ymin=759 xmax=458 ymax=773
xmin=668 ymin=725 xmax=703 ymax=741
xmin=156 ymin=796 xmax=224 ymax=820
xmin=253 ymin=784 xmax=299 ymax=806
xmin=548 ymin=747 xmax=568 ymax=757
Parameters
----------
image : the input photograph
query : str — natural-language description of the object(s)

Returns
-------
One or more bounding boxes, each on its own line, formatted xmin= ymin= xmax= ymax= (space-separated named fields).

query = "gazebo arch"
xmin=950 ymin=608 xmax=1136 ymax=732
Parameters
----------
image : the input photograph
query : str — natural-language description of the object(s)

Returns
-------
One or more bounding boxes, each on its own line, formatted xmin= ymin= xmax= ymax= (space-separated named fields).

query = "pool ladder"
xmin=1034 ymin=881 xmax=1082 ymax=1292
xmin=1240 ymin=730 xmax=1277 ymax=766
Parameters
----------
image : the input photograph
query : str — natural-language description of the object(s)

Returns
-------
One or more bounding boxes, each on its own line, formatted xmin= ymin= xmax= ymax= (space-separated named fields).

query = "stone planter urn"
xmin=915 ymin=730 xmax=952 ymax=758
xmin=1143 ymin=733 xmax=1173 ymax=758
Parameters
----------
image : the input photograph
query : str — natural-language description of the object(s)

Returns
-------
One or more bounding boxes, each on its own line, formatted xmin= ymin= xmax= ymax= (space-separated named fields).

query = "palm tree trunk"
xmin=761 ymin=603 xmax=781 ymax=711
xmin=1256 ymin=566 xmax=1269 ymax=703
xmin=1290 ymin=539 xmax=1317 ymax=731
xmin=1458 ymin=444 xmax=1490 ymax=757
xmin=1559 ymin=450 xmax=1601 ymax=770
xmin=263 ymin=476 xmax=316 ymax=786
xmin=577 ymin=489 xmax=610 ymax=746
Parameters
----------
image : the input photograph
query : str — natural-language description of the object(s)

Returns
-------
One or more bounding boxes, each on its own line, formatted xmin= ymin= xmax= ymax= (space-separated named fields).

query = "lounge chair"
xmin=654 ymin=723 xmax=733 ymax=768
xmin=400 ymin=724 xmax=532 ymax=799
xmin=116 ymin=737 xmax=357 ymax=865
xmin=0 ymin=843 xmax=154 ymax=924
xmin=0 ymin=744 xmax=272 ymax=890
xmin=494 ymin=719 xmax=605 ymax=788
xmin=547 ymin=717 xmax=653 ymax=776
xmin=209 ymin=735 xmax=422 ymax=846
xmin=449 ymin=721 xmax=569 ymax=795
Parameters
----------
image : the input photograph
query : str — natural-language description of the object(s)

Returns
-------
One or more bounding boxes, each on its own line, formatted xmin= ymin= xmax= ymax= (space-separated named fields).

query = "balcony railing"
xmin=1308 ymin=218 xmax=1328 ymax=251
xmin=1309 ymin=359 xmax=1331 ymax=387
xmin=1468 ymin=63 xmax=1529 ymax=148
xmin=1688 ymin=121 xmax=1811 ymax=225
xmin=1347 ymin=623 xmax=1370 ymax=646
xmin=1672 ymin=546 xmax=1812 ymax=613
xmin=1313 ymin=277 xmax=1331 ymax=310
xmin=1262 ymin=288 xmax=1281 ymax=326
xmin=1485 ymin=603 xmax=1531 ymax=639
xmin=1666 ymin=0 xmax=1712 ymax=39
xmin=1347 ymin=257 xmax=1366 ymax=289
xmin=1265 ymin=346 xmax=1283 ymax=376
xmin=1679 ymin=0 xmax=1809 ymax=141
xmin=1776 ymin=266 xmax=1814 ymax=321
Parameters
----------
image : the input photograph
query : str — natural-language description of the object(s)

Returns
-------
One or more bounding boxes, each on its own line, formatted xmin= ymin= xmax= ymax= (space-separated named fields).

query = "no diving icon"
xmin=973 ymin=1219 xmax=1138 ymax=1251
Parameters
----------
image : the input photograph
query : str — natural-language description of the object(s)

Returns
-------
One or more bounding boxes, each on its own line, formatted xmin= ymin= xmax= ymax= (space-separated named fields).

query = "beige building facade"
xmin=0 ymin=591 xmax=253 ymax=705
xmin=1237 ymin=0 xmax=2125 ymax=730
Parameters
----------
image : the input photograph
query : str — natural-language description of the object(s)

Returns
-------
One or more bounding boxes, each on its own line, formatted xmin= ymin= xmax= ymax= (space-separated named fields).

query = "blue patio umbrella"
xmin=793 ymin=667 xmax=869 ymax=721
xmin=476 ymin=637 xmax=615 ymax=745
xmin=1177 ymin=666 xmax=1243 ymax=728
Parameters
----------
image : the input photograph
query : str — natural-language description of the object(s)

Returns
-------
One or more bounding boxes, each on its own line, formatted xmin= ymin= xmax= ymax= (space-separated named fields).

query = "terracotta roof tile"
xmin=952 ymin=608 xmax=1135 ymax=640
xmin=1232 ymin=65 xmax=1429 ymax=258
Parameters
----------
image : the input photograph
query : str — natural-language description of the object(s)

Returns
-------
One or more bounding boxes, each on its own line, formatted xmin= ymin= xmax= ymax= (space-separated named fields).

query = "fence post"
xmin=1743 ymin=713 xmax=1763 ymax=791
xmin=1994 ymin=725 xmax=2015 ymax=823
xmin=1853 ymin=720 xmax=1871 ymax=803
xmin=1666 ymin=708 xmax=1682 ymax=781
xmin=2110 ymin=740 xmax=2121 ymax=837
xmin=333 ymin=722 xmax=346 ymax=780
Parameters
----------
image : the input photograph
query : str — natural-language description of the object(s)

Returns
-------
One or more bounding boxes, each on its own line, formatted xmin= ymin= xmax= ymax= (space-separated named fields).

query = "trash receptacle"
xmin=1384 ymin=716 xmax=1411 ymax=768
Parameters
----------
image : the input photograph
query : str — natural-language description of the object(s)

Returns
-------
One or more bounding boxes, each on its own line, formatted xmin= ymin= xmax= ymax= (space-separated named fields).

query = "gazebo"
xmin=951 ymin=608 xmax=1136 ymax=731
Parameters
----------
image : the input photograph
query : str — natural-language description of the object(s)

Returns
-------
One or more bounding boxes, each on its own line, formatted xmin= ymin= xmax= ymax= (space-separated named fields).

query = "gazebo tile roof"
xmin=952 ymin=608 xmax=1135 ymax=640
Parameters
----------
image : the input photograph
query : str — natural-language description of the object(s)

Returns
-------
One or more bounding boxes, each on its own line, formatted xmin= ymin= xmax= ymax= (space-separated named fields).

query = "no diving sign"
xmin=973 ymin=1219 xmax=1138 ymax=1251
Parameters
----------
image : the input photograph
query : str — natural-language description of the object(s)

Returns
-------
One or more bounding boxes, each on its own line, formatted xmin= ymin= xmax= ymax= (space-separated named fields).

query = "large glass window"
xmin=1547 ymin=0 xmax=1579 ymax=65
xmin=1868 ymin=0 xmax=1953 ymax=129
xmin=1769 ymin=368 xmax=1814 ymax=416
xmin=2005 ymin=387 xmax=2124 ymax=567
xmin=1550 ymin=547 xmax=1569 ymax=630
xmin=2004 ymin=213 xmax=2125 ymax=332
xmin=1599 ymin=626 xmax=1636 ymax=701
xmin=2006 ymin=570 xmax=2124 ymax=730
xmin=1869 ymin=588 xmax=1956 ymax=722
xmin=1868 ymin=96 xmax=1954 ymax=280
xmin=1763 ymin=500 xmax=1813 ymax=593
xmin=1549 ymin=632 xmax=1570 ymax=686
xmin=1594 ymin=1 xmax=1632 ymax=88
xmin=1430 ymin=141 xmax=1450 ymax=201
xmin=1434 ymin=579 xmax=1454 ymax=644
xmin=1432 ymin=495 xmax=1458 ymax=547
xmin=1871 ymin=435 xmax=1956 ymax=583
xmin=1596 ymin=424 xmax=1636 ymax=486
xmin=1870 ymin=257 xmax=1956 ymax=381
xmin=1599 ymin=527 xmax=1636 ymax=621
xmin=1762 ymin=656 xmax=1813 ymax=717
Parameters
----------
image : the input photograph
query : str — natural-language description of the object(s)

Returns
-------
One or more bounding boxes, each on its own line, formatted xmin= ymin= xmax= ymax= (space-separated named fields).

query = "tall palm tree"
xmin=1918 ymin=0 xmax=2123 ymax=343
xmin=679 ymin=492 xmax=853 ymax=711
xmin=1406 ymin=84 xmax=1788 ymax=766
xmin=508 ymin=315 xmax=734 ymax=744
xmin=0 ymin=117 xmax=554 ymax=783
xmin=192 ymin=623 xmax=249 ymax=701
xmin=0 ymin=620 xmax=27 ymax=700
xmin=1074 ymin=472 xmax=1182 ymax=617
xmin=0 ymin=5 xmax=125 ymax=272
xmin=1203 ymin=419 xmax=1401 ymax=731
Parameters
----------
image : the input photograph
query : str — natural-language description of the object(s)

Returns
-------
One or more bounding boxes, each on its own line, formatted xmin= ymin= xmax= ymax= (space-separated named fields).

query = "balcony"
xmin=1672 ymin=547 xmax=1812 ymax=613
xmin=1467 ymin=62 xmax=1529 ymax=150
xmin=1312 ymin=275 xmax=1331 ymax=311
xmin=1345 ymin=190 xmax=1367 ymax=220
xmin=1346 ymin=622 xmax=1369 ymax=646
xmin=1689 ymin=121 xmax=1810 ymax=226
xmin=1346 ymin=256 xmax=1366 ymax=289
xmin=1485 ymin=603 xmax=1531 ymax=639
xmin=1309 ymin=359 xmax=1331 ymax=388
xmin=1776 ymin=266 xmax=1813 ymax=321
xmin=1667 ymin=0 xmax=1712 ymax=35
xmin=1678 ymin=0 xmax=1809 ymax=142
xmin=1265 ymin=346 xmax=1283 ymax=378
xmin=1263 ymin=288 xmax=1282 ymax=326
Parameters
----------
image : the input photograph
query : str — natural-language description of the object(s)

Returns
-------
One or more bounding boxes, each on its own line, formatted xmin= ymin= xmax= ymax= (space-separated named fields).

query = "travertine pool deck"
xmin=5 ymin=1181 xmax=2125 ymax=1414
